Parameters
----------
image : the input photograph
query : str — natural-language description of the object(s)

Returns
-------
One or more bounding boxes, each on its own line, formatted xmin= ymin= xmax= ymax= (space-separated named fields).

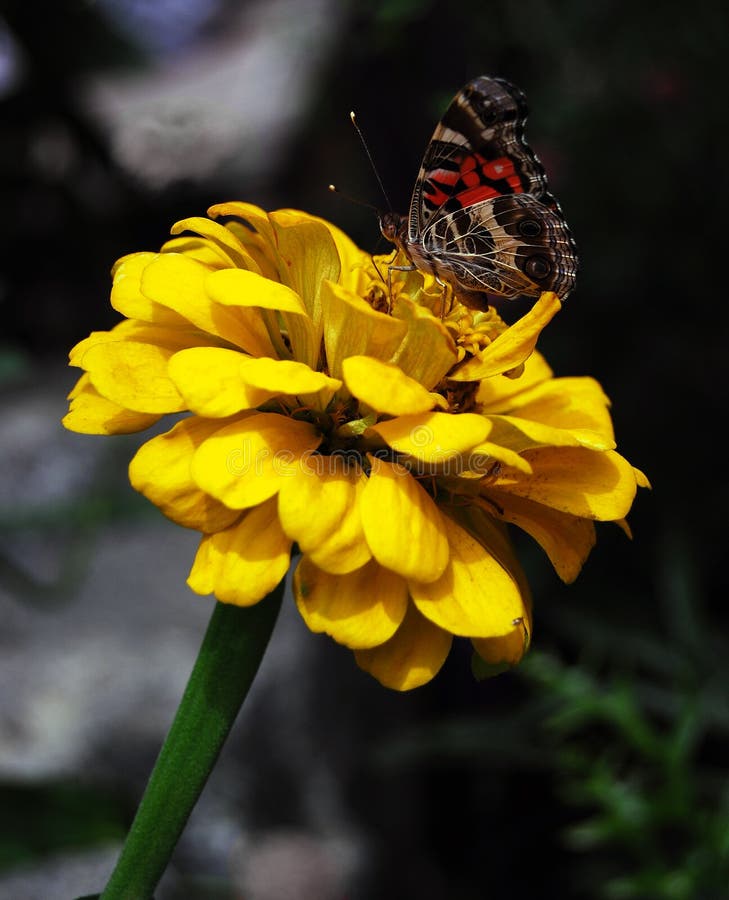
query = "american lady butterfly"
xmin=379 ymin=76 xmax=578 ymax=304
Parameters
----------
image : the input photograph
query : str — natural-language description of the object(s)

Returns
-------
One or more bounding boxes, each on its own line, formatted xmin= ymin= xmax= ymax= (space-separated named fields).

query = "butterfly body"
xmin=379 ymin=76 xmax=578 ymax=303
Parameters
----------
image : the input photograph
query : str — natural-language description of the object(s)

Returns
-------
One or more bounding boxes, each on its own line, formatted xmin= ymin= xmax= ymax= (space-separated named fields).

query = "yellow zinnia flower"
xmin=63 ymin=203 xmax=648 ymax=691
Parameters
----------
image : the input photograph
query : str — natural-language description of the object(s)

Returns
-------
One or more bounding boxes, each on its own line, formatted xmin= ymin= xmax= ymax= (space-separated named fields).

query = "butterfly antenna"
xmin=349 ymin=111 xmax=393 ymax=211
xmin=327 ymin=184 xmax=379 ymax=213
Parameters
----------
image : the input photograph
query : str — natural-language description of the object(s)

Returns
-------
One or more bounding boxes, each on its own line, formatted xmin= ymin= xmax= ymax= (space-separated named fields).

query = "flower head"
xmin=64 ymin=203 xmax=648 ymax=690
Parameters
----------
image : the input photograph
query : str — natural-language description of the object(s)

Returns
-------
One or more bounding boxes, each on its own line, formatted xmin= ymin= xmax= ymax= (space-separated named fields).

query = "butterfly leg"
xmin=387 ymin=263 xmax=417 ymax=312
xmin=434 ymin=274 xmax=450 ymax=318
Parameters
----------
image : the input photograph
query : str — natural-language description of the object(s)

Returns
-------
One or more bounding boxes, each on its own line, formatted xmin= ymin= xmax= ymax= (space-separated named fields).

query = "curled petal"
xmin=361 ymin=458 xmax=449 ymax=582
xmin=354 ymin=602 xmax=452 ymax=691
xmin=207 ymin=203 xmax=284 ymax=282
xmin=410 ymin=514 xmax=526 ymax=637
xmin=191 ymin=413 xmax=322 ymax=509
xmin=451 ymin=292 xmax=561 ymax=381
xmin=187 ymin=497 xmax=292 ymax=606
xmin=294 ymin=557 xmax=408 ymax=649
xmin=170 ymin=216 xmax=262 ymax=271
xmin=481 ymin=490 xmax=596 ymax=583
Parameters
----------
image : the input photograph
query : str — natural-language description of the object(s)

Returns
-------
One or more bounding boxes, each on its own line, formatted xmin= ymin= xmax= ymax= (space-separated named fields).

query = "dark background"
xmin=1 ymin=1 xmax=728 ymax=897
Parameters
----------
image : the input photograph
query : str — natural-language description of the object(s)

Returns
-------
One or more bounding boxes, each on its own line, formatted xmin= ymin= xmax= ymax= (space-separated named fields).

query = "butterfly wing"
xmin=421 ymin=193 xmax=578 ymax=299
xmin=409 ymin=76 xmax=560 ymax=240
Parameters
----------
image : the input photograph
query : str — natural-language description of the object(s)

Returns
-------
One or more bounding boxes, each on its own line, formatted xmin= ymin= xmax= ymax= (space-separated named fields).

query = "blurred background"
xmin=1 ymin=0 xmax=728 ymax=897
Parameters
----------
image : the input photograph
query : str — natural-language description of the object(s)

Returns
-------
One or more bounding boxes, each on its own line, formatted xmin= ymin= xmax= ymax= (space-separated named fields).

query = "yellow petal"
xmin=208 ymin=201 xmax=276 ymax=245
xmin=161 ymin=235 xmax=234 ymax=268
xmin=390 ymin=294 xmax=458 ymax=389
xmin=170 ymin=216 xmax=262 ymax=272
xmin=322 ymin=281 xmax=407 ymax=382
xmin=294 ymin=556 xmax=407 ymax=649
xmin=342 ymin=356 xmax=435 ymax=415
xmin=204 ymin=267 xmax=307 ymax=315
xmin=472 ymin=617 xmax=531 ymax=669
xmin=277 ymin=455 xmax=371 ymax=574
xmin=74 ymin=320 xmax=222 ymax=363
xmin=482 ymin=489 xmax=596 ymax=583
xmin=354 ymin=602 xmax=452 ymax=691
xmin=466 ymin=441 xmax=533 ymax=475
xmin=83 ymin=340 xmax=185 ymax=414
xmin=111 ymin=253 xmax=189 ymax=325
xmin=63 ymin=375 xmax=161 ymax=434
xmin=410 ymin=514 xmax=526 ymax=637
xmin=191 ymin=413 xmax=322 ymax=509
xmin=209 ymin=207 xmax=335 ymax=369
xmin=360 ymin=457 xmax=448 ymax=582
xmin=140 ymin=253 xmax=269 ymax=354
xmin=489 ymin=376 xmax=616 ymax=449
xmin=269 ymin=209 xmax=342 ymax=322
xmin=207 ymin=203 xmax=284 ymax=280
xmin=238 ymin=356 xmax=341 ymax=399
xmin=476 ymin=349 xmax=553 ymax=408
xmin=168 ymin=348 xmax=274 ymax=416
xmin=496 ymin=446 xmax=638 ymax=520
xmin=298 ymin=211 xmax=367 ymax=284
xmin=485 ymin=414 xmax=615 ymax=454
xmin=187 ymin=497 xmax=292 ymax=606
xmin=450 ymin=292 xmax=561 ymax=381
xmin=205 ymin=267 xmax=316 ymax=367
xmin=129 ymin=417 xmax=242 ymax=532
xmin=369 ymin=412 xmax=491 ymax=463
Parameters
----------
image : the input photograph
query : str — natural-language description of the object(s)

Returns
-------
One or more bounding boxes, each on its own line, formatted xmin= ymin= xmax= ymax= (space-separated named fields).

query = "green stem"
xmin=99 ymin=585 xmax=284 ymax=900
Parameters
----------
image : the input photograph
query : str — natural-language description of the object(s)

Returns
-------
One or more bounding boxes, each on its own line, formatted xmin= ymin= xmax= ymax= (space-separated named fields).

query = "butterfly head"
xmin=378 ymin=210 xmax=408 ymax=251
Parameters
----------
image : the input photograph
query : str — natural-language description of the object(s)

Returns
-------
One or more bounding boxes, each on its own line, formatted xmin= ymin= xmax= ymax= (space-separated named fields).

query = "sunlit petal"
xmin=410 ymin=514 xmax=526 ymax=637
xmin=294 ymin=556 xmax=408 ymax=649
xmin=355 ymin=602 xmax=452 ymax=691
xmin=187 ymin=497 xmax=292 ymax=606
xmin=191 ymin=413 xmax=322 ymax=509
xmin=361 ymin=458 xmax=448 ymax=582
xmin=278 ymin=455 xmax=371 ymax=574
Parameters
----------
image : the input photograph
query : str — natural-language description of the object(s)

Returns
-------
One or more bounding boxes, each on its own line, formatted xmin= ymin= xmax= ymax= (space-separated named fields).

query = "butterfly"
xmin=379 ymin=76 xmax=578 ymax=304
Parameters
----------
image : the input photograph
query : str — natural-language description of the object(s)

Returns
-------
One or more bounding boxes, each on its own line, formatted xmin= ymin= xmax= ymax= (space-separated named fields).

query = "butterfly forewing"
xmin=411 ymin=76 xmax=557 ymax=238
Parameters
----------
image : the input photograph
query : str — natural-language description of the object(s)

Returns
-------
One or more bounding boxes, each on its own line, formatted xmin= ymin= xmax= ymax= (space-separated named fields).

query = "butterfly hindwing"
xmin=422 ymin=194 xmax=579 ymax=298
